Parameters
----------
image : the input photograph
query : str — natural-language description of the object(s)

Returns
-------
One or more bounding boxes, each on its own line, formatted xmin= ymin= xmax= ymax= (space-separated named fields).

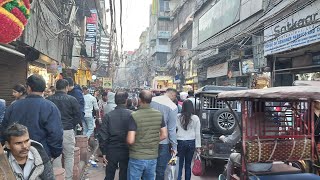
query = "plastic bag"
xmin=164 ymin=155 xmax=179 ymax=180
xmin=192 ymin=153 xmax=203 ymax=176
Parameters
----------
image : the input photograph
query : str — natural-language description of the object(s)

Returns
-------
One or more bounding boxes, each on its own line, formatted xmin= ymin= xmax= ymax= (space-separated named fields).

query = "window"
xmin=159 ymin=39 xmax=168 ymax=45
xmin=158 ymin=20 xmax=170 ymax=31
xmin=160 ymin=0 xmax=170 ymax=12
xmin=157 ymin=53 xmax=167 ymax=66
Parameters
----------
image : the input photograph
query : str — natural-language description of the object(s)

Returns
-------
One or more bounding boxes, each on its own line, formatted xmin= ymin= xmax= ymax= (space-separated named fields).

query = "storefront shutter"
xmin=0 ymin=51 xmax=27 ymax=105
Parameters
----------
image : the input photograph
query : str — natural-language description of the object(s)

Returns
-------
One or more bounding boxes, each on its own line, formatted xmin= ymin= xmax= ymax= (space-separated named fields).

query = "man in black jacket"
xmin=47 ymin=79 xmax=81 ymax=180
xmin=98 ymin=91 xmax=132 ymax=180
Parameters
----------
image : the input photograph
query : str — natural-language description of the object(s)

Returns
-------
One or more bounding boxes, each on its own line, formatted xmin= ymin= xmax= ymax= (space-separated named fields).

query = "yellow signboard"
xmin=103 ymin=78 xmax=112 ymax=89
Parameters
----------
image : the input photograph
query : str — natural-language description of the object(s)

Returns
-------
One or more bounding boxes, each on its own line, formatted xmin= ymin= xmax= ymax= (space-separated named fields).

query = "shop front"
xmin=28 ymin=54 xmax=60 ymax=87
xmin=184 ymin=77 xmax=199 ymax=91
xmin=74 ymin=58 xmax=92 ymax=86
xmin=264 ymin=0 xmax=320 ymax=86
xmin=0 ymin=46 xmax=27 ymax=104
xmin=152 ymin=76 xmax=176 ymax=90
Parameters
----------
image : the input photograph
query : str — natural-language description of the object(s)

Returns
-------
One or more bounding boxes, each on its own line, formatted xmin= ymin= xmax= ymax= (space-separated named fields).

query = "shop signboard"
xmin=264 ymin=0 xmax=320 ymax=56
xmin=103 ymin=78 xmax=113 ymax=89
xmin=207 ymin=62 xmax=228 ymax=78
xmin=242 ymin=59 xmax=257 ymax=74
xmin=198 ymin=0 xmax=240 ymax=43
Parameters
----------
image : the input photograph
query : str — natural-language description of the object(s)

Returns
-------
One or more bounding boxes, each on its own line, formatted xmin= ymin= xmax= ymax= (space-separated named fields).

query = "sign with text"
xmin=264 ymin=0 xmax=320 ymax=56
xmin=103 ymin=78 xmax=113 ymax=89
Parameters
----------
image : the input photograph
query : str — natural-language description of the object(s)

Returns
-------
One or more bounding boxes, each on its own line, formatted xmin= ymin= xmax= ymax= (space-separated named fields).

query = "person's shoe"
xmin=218 ymin=174 xmax=226 ymax=180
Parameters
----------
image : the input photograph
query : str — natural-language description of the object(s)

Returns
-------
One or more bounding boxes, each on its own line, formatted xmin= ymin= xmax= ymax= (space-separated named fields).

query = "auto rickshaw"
xmin=216 ymin=86 xmax=320 ymax=180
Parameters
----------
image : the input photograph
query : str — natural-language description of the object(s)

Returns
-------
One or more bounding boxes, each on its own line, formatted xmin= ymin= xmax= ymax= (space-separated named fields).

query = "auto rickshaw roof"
xmin=217 ymin=86 xmax=320 ymax=101
xmin=293 ymin=80 xmax=320 ymax=86
xmin=195 ymin=85 xmax=248 ymax=94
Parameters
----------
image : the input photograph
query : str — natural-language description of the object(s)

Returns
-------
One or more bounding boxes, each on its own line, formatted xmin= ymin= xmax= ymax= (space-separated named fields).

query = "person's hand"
xmin=219 ymin=135 xmax=226 ymax=142
xmin=196 ymin=148 xmax=201 ymax=155
xmin=171 ymin=149 xmax=177 ymax=157
xmin=103 ymin=155 xmax=108 ymax=165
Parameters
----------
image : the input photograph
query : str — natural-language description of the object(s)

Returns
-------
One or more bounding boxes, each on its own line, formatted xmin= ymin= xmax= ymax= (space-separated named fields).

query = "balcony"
xmin=158 ymin=31 xmax=171 ymax=39
xmin=150 ymin=45 xmax=171 ymax=56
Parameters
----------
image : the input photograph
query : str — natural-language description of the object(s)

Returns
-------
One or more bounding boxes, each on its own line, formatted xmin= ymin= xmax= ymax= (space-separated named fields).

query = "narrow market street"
xmin=2 ymin=0 xmax=320 ymax=180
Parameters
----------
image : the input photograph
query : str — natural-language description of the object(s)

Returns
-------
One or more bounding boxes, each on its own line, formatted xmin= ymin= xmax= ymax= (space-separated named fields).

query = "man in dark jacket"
xmin=65 ymin=77 xmax=85 ymax=119
xmin=98 ymin=91 xmax=132 ymax=180
xmin=1 ymin=74 xmax=63 ymax=159
xmin=3 ymin=123 xmax=55 ymax=180
xmin=47 ymin=79 xmax=81 ymax=180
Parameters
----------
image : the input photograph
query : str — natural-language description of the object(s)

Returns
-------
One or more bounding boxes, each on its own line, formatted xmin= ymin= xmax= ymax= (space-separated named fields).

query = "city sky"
xmin=121 ymin=0 xmax=152 ymax=51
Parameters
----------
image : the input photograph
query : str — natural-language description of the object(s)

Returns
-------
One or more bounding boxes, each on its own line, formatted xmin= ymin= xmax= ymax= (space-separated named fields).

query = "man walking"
xmin=127 ymin=90 xmax=168 ymax=180
xmin=83 ymin=86 xmax=99 ymax=138
xmin=98 ymin=91 xmax=132 ymax=180
xmin=150 ymin=88 xmax=178 ymax=180
xmin=65 ymin=77 xmax=85 ymax=121
xmin=3 ymin=123 xmax=55 ymax=179
xmin=47 ymin=79 xmax=82 ymax=180
xmin=1 ymin=74 xmax=63 ymax=159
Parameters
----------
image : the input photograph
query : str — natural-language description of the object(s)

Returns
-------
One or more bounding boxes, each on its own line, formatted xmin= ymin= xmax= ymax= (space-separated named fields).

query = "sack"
xmin=164 ymin=156 xmax=179 ymax=180
xmin=192 ymin=153 xmax=203 ymax=176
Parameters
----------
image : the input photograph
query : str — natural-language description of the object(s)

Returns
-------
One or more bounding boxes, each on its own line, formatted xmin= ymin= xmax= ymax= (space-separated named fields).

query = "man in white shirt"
xmin=82 ymin=86 xmax=99 ymax=138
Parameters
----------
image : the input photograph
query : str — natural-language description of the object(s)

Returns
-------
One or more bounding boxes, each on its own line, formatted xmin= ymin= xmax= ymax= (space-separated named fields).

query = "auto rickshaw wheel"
xmin=212 ymin=108 xmax=237 ymax=134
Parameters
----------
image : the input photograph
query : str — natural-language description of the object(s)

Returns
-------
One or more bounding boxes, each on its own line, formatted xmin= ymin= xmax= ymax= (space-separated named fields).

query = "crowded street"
xmin=2 ymin=0 xmax=320 ymax=180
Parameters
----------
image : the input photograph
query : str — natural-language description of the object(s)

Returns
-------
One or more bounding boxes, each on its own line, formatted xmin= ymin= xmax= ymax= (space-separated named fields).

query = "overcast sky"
xmin=114 ymin=0 xmax=152 ymax=51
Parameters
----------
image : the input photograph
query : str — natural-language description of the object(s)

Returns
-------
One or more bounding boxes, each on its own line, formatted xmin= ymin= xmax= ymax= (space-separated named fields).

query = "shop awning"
xmin=0 ymin=44 xmax=24 ymax=57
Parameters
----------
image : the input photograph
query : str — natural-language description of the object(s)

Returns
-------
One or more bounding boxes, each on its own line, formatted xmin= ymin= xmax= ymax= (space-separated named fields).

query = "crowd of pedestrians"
xmin=0 ymin=74 xmax=201 ymax=180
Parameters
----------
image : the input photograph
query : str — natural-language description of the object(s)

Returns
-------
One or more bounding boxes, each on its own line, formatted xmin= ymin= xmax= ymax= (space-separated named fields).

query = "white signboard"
xmin=264 ymin=0 xmax=320 ymax=56
xmin=207 ymin=62 xmax=228 ymax=78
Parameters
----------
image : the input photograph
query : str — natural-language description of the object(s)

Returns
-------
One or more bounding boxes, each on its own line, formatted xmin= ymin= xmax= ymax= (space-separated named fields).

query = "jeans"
xmin=128 ymin=158 xmax=157 ymax=180
xmin=156 ymin=144 xmax=171 ymax=180
xmin=83 ymin=116 xmax=94 ymax=138
xmin=105 ymin=149 xmax=128 ymax=180
xmin=52 ymin=130 xmax=75 ymax=180
xmin=177 ymin=140 xmax=195 ymax=180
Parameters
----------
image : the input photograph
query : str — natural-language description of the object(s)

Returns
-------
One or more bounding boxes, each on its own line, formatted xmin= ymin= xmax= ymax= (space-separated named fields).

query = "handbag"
xmin=164 ymin=155 xmax=178 ymax=180
xmin=192 ymin=153 xmax=203 ymax=176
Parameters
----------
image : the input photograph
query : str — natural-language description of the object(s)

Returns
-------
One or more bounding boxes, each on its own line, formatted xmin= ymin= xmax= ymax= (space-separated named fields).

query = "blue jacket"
xmin=68 ymin=85 xmax=85 ymax=116
xmin=1 ymin=94 xmax=63 ymax=159
xmin=0 ymin=99 xmax=5 ymax=123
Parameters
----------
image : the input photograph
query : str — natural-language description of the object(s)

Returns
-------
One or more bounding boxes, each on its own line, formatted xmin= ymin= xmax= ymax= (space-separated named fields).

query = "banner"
xmin=103 ymin=78 xmax=113 ymax=89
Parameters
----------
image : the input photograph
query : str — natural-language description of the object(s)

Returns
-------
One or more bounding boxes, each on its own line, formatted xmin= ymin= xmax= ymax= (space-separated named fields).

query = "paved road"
xmin=84 ymin=159 xmax=226 ymax=180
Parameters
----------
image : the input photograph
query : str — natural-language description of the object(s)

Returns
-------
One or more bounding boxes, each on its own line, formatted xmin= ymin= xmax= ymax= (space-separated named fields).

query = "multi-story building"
xmin=169 ymin=0 xmax=197 ymax=91
xmin=192 ymin=0 xmax=269 ymax=88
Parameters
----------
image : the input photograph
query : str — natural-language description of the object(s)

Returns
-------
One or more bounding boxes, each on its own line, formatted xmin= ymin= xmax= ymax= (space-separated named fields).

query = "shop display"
xmin=0 ymin=0 xmax=31 ymax=43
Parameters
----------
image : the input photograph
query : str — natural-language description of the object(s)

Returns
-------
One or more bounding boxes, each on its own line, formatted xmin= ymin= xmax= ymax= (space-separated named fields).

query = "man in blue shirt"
xmin=0 ymin=99 xmax=5 ymax=123
xmin=1 ymin=74 xmax=63 ymax=159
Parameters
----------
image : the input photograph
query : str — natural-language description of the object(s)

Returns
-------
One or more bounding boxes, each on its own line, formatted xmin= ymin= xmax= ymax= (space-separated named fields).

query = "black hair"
xmin=82 ymin=86 xmax=88 ymax=91
xmin=127 ymin=98 xmax=133 ymax=107
xmin=139 ymin=90 xmax=152 ymax=103
xmin=55 ymin=79 xmax=69 ymax=91
xmin=166 ymin=88 xmax=177 ymax=94
xmin=180 ymin=100 xmax=194 ymax=130
xmin=102 ymin=92 xmax=108 ymax=97
xmin=115 ymin=91 xmax=128 ymax=105
xmin=26 ymin=74 xmax=46 ymax=92
xmin=3 ymin=123 xmax=28 ymax=142
xmin=13 ymin=84 xmax=27 ymax=95
xmin=188 ymin=90 xmax=194 ymax=97
xmin=64 ymin=77 xmax=74 ymax=86
xmin=49 ymin=86 xmax=56 ymax=93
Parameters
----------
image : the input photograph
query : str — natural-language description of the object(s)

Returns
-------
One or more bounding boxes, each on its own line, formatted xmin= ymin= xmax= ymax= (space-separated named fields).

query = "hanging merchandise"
xmin=0 ymin=0 xmax=31 ymax=43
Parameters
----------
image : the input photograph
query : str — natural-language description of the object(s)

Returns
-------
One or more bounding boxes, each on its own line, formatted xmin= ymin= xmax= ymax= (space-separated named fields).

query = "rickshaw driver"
xmin=219 ymin=126 xmax=273 ymax=180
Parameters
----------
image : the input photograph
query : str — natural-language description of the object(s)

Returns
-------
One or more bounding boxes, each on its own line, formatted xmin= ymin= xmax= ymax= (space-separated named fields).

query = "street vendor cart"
xmin=217 ymin=86 xmax=320 ymax=180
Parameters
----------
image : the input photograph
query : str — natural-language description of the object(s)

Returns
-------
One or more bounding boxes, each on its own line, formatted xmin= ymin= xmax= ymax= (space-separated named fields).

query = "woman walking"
xmin=12 ymin=84 xmax=27 ymax=104
xmin=177 ymin=100 xmax=201 ymax=180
